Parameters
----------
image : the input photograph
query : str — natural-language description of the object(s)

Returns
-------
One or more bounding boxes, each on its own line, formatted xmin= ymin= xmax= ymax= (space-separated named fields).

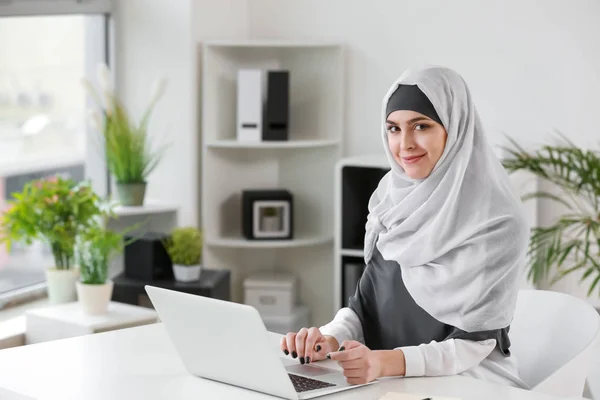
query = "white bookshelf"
xmin=205 ymin=139 xmax=339 ymax=149
xmin=201 ymin=40 xmax=344 ymax=327
xmin=205 ymin=233 xmax=333 ymax=249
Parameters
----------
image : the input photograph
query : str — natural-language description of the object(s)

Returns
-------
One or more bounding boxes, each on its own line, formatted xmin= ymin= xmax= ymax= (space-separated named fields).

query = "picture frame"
xmin=242 ymin=189 xmax=293 ymax=240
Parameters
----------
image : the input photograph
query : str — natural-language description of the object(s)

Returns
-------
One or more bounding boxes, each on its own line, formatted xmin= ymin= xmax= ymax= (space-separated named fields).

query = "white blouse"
xmin=319 ymin=307 xmax=529 ymax=389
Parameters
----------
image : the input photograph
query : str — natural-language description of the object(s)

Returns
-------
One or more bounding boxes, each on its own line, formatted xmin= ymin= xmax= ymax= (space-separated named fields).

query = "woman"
xmin=280 ymin=66 xmax=530 ymax=388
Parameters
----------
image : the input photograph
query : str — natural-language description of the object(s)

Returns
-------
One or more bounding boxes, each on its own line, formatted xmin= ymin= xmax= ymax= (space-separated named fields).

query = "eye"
xmin=414 ymin=123 xmax=430 ymax=131
xmin=387 ymin=125 xmax=400 ymax=134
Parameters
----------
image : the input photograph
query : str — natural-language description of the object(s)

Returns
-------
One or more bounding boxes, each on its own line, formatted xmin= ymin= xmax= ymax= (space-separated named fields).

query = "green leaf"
xmin=588 ymin=274 xmax=600 ymax=297
xmin=521 ymin=191 xmax=573 ymax=210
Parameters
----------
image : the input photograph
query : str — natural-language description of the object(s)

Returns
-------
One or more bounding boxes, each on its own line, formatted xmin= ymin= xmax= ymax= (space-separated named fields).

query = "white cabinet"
xmin=200 ymin=41 xmax=344 ymax=327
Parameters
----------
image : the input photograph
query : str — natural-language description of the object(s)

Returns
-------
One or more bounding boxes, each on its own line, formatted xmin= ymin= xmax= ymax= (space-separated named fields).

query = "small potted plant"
xmin=75 ymin=222 xmax=129 ymax=314
xmin=83 ymin=63 xmax=168 ymax=206
xmin=164 ymin=227 xmax=203 ymax=282
xmin=261 ymin=206 xmax=281 ymax=232
xmin=0 ymin=176 xmax=105 ymax=303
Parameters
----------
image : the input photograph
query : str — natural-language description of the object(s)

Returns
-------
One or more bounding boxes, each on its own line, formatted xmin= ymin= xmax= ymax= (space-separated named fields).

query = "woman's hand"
xmin=327 ymin=340 xmax=385 ymax=385
xmin=280 ymin=327 xmax=339 ymax=364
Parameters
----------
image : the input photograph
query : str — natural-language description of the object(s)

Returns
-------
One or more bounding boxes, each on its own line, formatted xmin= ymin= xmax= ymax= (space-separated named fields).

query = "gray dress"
xmin=348 ymin=247 xmax=511 ymax=354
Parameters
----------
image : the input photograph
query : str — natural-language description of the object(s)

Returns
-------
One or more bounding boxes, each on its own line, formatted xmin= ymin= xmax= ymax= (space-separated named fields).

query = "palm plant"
xmin=502 ymin=136 xmax=600 ymax=296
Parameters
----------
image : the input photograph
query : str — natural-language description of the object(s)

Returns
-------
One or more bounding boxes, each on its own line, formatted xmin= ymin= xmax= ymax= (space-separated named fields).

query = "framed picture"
xmin=253 ymin=200 xmax=290 ymax=238
xmin=242 ymin=190 xmax=293 ymax=240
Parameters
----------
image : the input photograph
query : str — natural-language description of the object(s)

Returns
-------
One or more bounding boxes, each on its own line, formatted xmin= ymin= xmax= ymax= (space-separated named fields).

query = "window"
xmin=0 ymin=1 xmax=112 ymax=300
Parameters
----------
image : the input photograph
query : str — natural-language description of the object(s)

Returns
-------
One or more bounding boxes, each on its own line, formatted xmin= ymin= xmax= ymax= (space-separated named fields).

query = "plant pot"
xmin=46 ymin=268 xmax=78 ymax=304
xmin=116 ymin=182 xmax=147 ymax=206
xmin=261 ymin=215 xmax=281 ymax=232
xmin=76 ymin=280 xmax=114 ymax=315
xmin=173 ymin=264 xmax=202 ymax=282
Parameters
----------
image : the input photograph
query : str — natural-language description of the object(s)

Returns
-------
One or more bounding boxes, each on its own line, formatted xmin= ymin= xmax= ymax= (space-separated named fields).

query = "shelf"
xmin=206 ymin=139 xmax=340 ymax=149
xmin=340 ymin=248 xmax=364 ymax=257
xmin=205 ymin=233 xmax=333 ymax=249
xmin=337 ymin=154 xmax=390 ymax=170
xmin=204 ymin=40 xmax=342 ymax=49
xmin=112 ymin=201 xmax=178 ymax=217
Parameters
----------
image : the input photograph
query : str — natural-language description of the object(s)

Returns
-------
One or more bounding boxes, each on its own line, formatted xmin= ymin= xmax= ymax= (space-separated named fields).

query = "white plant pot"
xmin=76 ymin=281 xmax=114 ymax=315
xmin=45 ymin=268 xmax=78 ymax=304
xmin=173 ymin=264 xmax=202 ymax=282
xmin=262 ymin=215 xmax=280 ymax=232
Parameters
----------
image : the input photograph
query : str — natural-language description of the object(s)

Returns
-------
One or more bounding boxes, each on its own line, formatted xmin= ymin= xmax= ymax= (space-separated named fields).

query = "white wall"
xmin=115 ymin=0 xmax=248 ymax=227
xmin=115 ymin=0 xmax=196 ymax=225
xmin=247 ymin=0 xmax=600 ymax=156
xmin=117 ymin=0 xmax=600 ymax=226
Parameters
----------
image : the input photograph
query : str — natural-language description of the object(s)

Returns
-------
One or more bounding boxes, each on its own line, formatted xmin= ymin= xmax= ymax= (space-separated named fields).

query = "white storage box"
xmin=262 ymin=306 xmax=310 ymax=335
xmin=244 ymin=272 xmax=297 ymax=316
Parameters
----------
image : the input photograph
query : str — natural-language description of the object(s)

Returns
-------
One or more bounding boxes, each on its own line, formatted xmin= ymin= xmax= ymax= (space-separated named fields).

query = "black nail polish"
xmin=306 ymin=357 xmax=311 ymax=364
xmin=292 ymin=351 xmax=297 ymax=359
xmin=300 ymin=357 xmax=305 ymax=364
xmin=326 ymin=353 xmax=331 ymax=359
xmin=338 ymin=346 xmax=345 ymax=351
xmin=283 ymin=349 xmax=289 ymax=355
xmin=316 ymin=345 xmax=321 ymax=352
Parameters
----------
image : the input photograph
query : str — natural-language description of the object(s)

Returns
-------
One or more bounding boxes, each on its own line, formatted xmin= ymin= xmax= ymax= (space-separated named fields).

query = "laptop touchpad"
xmin=286 ymin=364 xmax=337 ymax=377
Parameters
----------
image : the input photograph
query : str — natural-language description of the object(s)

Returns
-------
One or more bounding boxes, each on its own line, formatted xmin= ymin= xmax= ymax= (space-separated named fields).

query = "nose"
xmin=400 ymin=132 xmax=416 ymax=151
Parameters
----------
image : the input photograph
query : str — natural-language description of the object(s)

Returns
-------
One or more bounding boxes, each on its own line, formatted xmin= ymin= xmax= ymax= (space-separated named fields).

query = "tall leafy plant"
xmin=0 ymin=177 xmax=106 ymax=270
xmin=502 ymin=136 xmax=600 ymax=295
xmin=83 ymin=64 xmax=168 ymax=184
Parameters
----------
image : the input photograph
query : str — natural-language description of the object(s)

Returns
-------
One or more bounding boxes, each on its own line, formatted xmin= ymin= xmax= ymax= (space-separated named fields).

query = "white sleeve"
xmin=318 ymin=307 xmax=364 ymax=346
xmin=398 ymin=338 xmax=497 ymax=377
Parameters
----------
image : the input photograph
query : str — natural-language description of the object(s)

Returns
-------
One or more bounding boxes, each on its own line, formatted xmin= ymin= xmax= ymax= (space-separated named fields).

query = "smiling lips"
xmin=402 ymin=154 xmax=426 ymax=164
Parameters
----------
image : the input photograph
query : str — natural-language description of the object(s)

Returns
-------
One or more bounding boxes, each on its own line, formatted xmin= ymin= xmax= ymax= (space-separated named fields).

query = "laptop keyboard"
xmin=288 ymin=373 xmax=336 ymax=393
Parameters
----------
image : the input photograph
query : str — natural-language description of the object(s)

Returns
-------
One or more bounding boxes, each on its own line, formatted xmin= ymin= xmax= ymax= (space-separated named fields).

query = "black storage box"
xmin=263 ymin=70 xmax=289 ymax=141
xmin=124 ymin=232 xmax=174 ymax=281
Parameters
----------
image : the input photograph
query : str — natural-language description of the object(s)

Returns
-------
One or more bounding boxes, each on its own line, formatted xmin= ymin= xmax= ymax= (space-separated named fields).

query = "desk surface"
xmin=0 ymin=323 xmax=580 ymax=400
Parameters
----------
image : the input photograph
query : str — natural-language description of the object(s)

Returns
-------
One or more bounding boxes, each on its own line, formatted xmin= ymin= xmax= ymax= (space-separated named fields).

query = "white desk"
xmin=0 ymin=323 xmax=582 ymax=400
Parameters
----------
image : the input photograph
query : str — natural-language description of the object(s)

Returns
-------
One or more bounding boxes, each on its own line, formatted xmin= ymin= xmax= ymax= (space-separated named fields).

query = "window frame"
xmin=0 ymin=0 xmax=114 ymax=307
xmin=0 ymin=0 xmax=112 ymax=17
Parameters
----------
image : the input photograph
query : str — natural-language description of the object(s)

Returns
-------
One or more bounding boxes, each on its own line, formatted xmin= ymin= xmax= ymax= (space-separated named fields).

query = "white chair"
xmin=510 ymin=289 xmax=600 ymax=398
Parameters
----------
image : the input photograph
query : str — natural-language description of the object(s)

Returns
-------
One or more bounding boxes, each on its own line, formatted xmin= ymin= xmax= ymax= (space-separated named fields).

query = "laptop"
xmin=145 ymin=285 xmax=375 ymax=399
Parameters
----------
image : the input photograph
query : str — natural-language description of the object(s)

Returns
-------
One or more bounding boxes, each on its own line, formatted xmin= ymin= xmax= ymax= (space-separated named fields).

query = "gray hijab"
xmin=364 ymin=66 xmax=529 ymax=332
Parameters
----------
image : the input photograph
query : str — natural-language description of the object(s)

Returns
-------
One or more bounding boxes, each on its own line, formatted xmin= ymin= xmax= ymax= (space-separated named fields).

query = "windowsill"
xmin=0 ymin=283 xmax=48 ymax=312
xmin=0 ymin=289 xmax=49 ymax=350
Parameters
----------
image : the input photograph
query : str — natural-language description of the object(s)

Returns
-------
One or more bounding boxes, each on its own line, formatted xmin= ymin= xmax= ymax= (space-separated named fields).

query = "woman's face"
xmin=386 ymin=110 xmax=448 ymax=179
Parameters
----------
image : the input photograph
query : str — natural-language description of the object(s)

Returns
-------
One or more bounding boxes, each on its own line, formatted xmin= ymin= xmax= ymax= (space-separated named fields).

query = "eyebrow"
xmin=385 ymin=116 xmax=431 ymax=126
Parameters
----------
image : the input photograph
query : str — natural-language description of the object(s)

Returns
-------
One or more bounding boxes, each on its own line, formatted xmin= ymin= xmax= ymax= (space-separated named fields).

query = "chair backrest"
xmin=510 ymin=290 xmax=600 ymax=397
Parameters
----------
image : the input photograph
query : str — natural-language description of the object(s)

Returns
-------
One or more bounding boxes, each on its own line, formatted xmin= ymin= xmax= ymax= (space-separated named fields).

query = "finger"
xmin=339 ymin=359 xmax=364 ymax=370
xmin=328 ymin=345 xmax=363 ymax=362
xmin=313 ymin=338 xmax=327 ymax=359
xmin=295 ymin=328 xmax=309 ymax=363
xmin=340 ymin=340 xmax=363 ymax=350
xmin=280 ymin=336 xmax=290 ymax=356
xmin=285 ymin=332 xmax=298 ymax=359
xmin=342 ymin=368 xmax=365 ymax=379
xmin=304 ymin=328 xmax=322 ymax=364
xmin=346 ymin=377 xmax=369 ymax=385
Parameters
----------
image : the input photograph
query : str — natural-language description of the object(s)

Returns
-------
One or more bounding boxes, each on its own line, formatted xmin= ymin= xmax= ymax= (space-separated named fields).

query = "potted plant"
xmin=83 ymin=64 xmax=168 ymax=206
xmin=75 ymin=222 xmax=128 ymax=314
xmin=502 ymin=136 xmax=600 ymax=297
xmin=164 ymin=227 xmax=203 ymax=282
xmin=0 ymin=176 xmax=105 ymax=303
xmin=261 ymin=206 xmax=280 ymax=232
